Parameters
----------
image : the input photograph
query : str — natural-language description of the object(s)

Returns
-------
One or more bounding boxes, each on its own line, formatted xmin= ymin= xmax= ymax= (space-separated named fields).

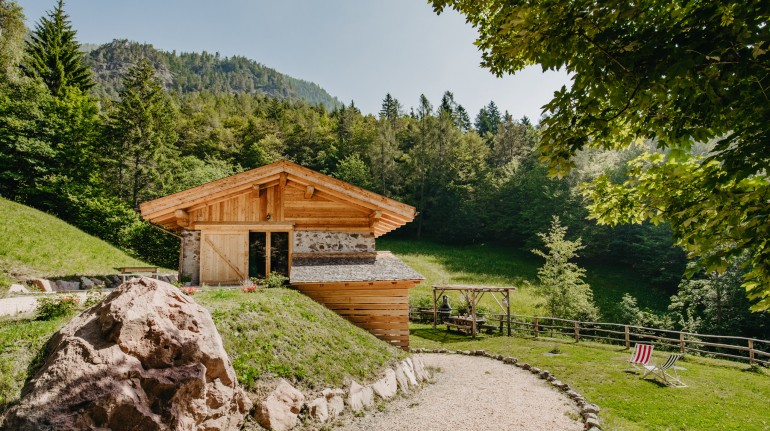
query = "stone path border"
xmin=410 ymin=347 xmax=603 ymax=430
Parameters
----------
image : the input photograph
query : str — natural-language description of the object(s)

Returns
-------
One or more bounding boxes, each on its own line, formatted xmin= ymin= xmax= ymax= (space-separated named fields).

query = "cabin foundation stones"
xmin=180 ymin=229 xmax=201 ymax=284
xmin=411 ymin=348 xmax=603 ymax=430
xmin=253 ymin=356 xmax=432 ymax=430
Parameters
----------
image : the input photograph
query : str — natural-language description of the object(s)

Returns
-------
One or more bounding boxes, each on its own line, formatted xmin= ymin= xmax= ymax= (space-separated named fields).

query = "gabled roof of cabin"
xmin=139 ymin=160 xmax=417 ymax=237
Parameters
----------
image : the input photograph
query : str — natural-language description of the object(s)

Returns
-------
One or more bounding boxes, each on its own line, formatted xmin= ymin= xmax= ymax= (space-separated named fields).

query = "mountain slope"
xmin=84 ymin=39 xmax=342 ymax=110
xmin=0 ymin=198 xmax=147 ymax=284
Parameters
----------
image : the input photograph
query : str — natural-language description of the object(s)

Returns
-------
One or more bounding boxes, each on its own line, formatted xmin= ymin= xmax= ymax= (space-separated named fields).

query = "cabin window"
xmin=248 ymin=231 xmax=290 ymax=278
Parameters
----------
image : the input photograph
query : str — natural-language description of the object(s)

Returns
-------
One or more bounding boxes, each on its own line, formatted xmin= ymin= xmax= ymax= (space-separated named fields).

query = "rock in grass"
xmin=412 ymin=357 xmax=430 ymax=381
xmin=322 ymin=388 xmax=345 ymax=417
xmin=308 ymin=397 xmax=329 ymax=422
xmin=394 ymin=364 xmax=409 ymax=392
xmin=2 ymin=277 xmax=251 ymax=431
xmin=347 ymin=380 xmax=374 ymax=412
xmin=256 ymin=379 xmax=305 ymax=431
xmin=30 ymin=278 xmax=53 ymax=293
xmin=8 ymin=284 xmax=29 ymax=293
xmin=372 ymin=369 xmax=398 ymax=399
xmin=401 ymin=359 xmax=419 ymax=386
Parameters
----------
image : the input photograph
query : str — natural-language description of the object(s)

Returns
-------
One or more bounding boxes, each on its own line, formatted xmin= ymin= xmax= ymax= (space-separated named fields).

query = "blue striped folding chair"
xmin=642 ymin=353 xmax=686 ymax=387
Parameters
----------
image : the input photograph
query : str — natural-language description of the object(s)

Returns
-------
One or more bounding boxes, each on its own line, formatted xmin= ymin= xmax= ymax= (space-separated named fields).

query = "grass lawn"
xmin=379 ymin=238 xmax=671 ymax=319
xmin=0 ymin=315 xmax=70 ymax=411
xmin=410 ymin=324 xmax=770 ymax=431
xmin=0 ymin=198 xmax=148 ymax=286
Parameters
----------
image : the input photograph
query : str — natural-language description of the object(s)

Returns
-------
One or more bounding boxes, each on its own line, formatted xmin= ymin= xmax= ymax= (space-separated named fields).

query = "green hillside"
xmin=0 ymin=287 xmax=403 ymax=415
xmin=0 ymin=197 xmax=147 ymax=285
xmin=379 ymin=238 xmax=670 ymax=320
xmin=84 ymin=39 xmax=343 ymax=110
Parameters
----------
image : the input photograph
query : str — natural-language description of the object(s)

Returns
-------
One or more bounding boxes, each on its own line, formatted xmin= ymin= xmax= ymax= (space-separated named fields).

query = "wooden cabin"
xmin=140 ymin=160 xmax=423 ymax=349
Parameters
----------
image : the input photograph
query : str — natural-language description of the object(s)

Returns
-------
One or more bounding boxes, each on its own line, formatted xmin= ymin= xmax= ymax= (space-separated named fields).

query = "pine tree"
xmin=379 ymin=93 xmax=401 ymax=130
xmin=532 ymin=216 xmax=598 ymax=321
xmin=23 ymin=0 xmax=93 ymax=97
xmin=107 ymin=59 xmax=178 ymax=207
xmin=455 ymin=105 xmax=471 ymax=131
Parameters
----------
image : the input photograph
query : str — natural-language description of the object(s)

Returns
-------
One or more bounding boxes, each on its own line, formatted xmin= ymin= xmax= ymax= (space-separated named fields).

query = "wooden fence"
xmin=502 ymin=314 xmax=770 ymax=367
xmin=411 ymin=308 xmax=770 ymax=367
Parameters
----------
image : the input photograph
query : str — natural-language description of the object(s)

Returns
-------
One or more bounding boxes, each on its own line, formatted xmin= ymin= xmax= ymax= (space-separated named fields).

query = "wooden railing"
xmin=410 ymin=307 xmax=770 ymax=367
xmin=499 ymin=314 xmax=770 ymax=367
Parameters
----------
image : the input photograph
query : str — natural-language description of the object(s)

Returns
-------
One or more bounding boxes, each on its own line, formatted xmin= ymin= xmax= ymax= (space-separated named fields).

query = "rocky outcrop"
xmin=255 ymin=379 xmax=305 ymax=431
xmin=1 ymin=277 xmax=250 ymax=431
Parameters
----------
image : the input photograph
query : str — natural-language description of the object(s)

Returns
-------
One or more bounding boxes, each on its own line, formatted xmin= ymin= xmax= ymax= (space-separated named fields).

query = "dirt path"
xmin=336 ymin=353 xmax=583 ymax=431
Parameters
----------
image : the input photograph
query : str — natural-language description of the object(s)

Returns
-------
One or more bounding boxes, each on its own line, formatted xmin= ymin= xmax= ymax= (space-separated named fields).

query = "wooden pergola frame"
xmin=432 ymin=284 xmax=517 ymax=337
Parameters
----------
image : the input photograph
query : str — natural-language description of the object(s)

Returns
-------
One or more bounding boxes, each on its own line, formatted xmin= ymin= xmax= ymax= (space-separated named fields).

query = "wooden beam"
xmin=304 ymin=185 xmax=315 ymax=199
xmin=175 ymin=209 xmax=189 ymax=227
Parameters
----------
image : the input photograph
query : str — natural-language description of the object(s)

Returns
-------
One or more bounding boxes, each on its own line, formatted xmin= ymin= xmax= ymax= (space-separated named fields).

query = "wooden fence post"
xmin=624 ymin=325 xmax=630 ymax=348
xmin=749 ymin=339 xmax=755 ymax=365
xmin=574 ymin=321 xmax=580 ymax=342
xmin=679 ymin=332 xmax=685 ymax=353
xmin=534 ymin=318 xmax=539 ymax=338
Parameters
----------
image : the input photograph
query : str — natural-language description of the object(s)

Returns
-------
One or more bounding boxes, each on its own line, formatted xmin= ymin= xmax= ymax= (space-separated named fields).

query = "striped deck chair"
xmin=626 ymin=343 xmax=654 ymax=372
xmin=643 ymin=353 xmax=686 ymax=387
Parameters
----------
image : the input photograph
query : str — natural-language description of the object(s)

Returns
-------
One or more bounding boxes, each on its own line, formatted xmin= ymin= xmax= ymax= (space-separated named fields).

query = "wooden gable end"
xmin=141 ymin=161 xmax=415 ymax=237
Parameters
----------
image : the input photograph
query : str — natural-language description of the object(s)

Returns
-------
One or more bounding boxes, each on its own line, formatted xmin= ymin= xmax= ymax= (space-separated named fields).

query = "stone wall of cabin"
xmin=293 ymin=231 xmax=375 ymax=254
xmin=180 ymin=230 xmax=201 ymax=284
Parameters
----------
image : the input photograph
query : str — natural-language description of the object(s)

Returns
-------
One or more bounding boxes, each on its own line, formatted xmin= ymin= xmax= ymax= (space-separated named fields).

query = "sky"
xmin=16 ymin=0 xmax=571 ymax=121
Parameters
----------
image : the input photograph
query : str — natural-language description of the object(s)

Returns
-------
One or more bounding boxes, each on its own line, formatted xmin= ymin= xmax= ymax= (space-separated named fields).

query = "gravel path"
xmin=0 ymin=293 xmax=88 ymax=317
xmin=336 ymin=353 xmax=583 ymax=431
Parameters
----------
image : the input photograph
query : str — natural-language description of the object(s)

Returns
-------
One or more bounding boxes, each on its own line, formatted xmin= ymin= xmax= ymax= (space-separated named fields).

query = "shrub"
xmin=83 ymin=288 xmax=106 ymax=308
xmin=264 ymin=272 xmax=288 ymax=289
xmin=36 ymin=294 xmax=80 ymax=320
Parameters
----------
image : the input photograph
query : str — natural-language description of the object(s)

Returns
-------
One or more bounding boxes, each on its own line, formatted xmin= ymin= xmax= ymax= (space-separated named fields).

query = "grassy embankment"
xmin=0 ymin=201 xmax=402 ymax=417
xmin=0 ymin=287 xmax=403 ymax=415
xmin=379 ymin=238 xmax=770 ymax=431
xmin=0 ymin=197 xmax=147 ymax=290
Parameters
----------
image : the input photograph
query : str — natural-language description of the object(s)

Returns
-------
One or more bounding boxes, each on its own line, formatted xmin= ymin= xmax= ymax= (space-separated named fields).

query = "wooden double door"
xmin=200 ymin=230 xmax=291 ymax=285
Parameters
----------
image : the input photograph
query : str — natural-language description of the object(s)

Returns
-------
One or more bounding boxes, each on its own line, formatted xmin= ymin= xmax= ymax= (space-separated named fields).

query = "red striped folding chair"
xmin=626 ymin=343 xmax=654 ymax=372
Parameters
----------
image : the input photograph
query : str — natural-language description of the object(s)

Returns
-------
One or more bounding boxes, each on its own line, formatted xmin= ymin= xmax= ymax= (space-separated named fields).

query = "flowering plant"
xmin=180 ymin=287 xmax=200 ymax=295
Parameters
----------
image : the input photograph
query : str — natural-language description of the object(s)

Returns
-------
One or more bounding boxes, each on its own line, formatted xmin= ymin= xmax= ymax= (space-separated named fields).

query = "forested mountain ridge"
xmin=84 ymin=39 xmax=342 ymax=110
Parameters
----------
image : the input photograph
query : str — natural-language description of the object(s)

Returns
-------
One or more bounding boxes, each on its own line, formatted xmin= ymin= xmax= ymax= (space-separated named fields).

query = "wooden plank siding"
xmin=293 ymin=280 xmax=418 ymax=350
xmin=185 ymin=183 xmax=372 ymax=233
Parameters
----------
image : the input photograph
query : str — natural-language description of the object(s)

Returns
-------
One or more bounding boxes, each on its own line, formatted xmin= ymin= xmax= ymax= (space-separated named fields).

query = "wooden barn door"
xmin=200 ymin=231 xmax=248 ymax=285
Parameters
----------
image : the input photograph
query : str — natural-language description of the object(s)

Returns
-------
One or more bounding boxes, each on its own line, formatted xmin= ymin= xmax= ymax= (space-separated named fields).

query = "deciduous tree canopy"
xmin=431 ymin=0 xmax=770 ymax=310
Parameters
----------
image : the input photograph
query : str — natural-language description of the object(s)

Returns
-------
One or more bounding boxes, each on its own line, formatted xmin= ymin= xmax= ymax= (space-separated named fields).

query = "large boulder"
xmin=2 ymin=277 xmax=251 ymax=431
